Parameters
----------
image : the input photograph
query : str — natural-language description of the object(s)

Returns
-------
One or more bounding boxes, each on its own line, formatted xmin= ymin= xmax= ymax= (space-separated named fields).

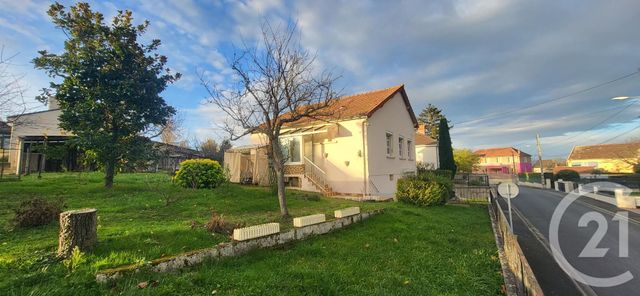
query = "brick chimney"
xmin=417 ymin=123 xmax=427 ymax=135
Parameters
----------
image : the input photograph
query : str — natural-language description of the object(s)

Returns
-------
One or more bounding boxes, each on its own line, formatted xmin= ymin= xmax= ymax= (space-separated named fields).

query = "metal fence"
xmin=489 ymin=192 xmax=544 ymax=296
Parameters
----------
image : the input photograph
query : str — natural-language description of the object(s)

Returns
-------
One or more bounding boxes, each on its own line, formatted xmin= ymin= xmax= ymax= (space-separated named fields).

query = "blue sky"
xmin=1 ymin=0 xmax=640 ymax=160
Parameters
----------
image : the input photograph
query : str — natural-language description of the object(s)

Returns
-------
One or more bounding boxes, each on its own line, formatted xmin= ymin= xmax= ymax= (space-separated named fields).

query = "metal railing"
xmin=303 ymin=156 xmax=328 ymax=192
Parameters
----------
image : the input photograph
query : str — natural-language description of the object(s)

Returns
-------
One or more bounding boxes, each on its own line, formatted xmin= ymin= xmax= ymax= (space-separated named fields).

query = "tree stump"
xmin=57 ymin=208 xmax=97 ymax=258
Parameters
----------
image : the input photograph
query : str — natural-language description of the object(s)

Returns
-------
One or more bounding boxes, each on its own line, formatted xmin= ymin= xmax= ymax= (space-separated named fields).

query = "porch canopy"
xmin=279 ymin=124 xmax=329 ymax=137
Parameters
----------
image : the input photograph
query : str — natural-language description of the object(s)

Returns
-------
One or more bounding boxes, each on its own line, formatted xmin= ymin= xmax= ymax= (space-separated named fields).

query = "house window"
xmin=407 ymin=140 xmax=413 ymax=160
xmin=398 ymin=136 xmax=404 ymax=158
xmin=281 ymin=136 xmax=301 ymax=163
xmin=385 ymin=132 xmax=393 ymax=157
xmin=0 ymin=135 xmax=9 ymax=149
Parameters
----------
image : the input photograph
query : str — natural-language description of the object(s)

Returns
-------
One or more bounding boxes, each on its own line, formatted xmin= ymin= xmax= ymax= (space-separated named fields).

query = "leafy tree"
xmin=33 ymin=2 xmax=180 ymax=187
xmin=417 ymin=104 xmax=451 ymax=140
xmin=437 ymin=118 xmax=456 ymax=177
xmin=453 ymin=148 xmax=480 ymax=173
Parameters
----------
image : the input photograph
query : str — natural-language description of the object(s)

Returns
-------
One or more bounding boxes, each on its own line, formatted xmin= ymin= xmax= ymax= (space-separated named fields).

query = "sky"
xmin=1 ymin=0 xmax=640 ymax=160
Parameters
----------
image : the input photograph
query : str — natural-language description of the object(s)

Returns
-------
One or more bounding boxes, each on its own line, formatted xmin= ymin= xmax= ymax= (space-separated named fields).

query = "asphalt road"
xmin=504 ymin=186 xmax=640 ymax=295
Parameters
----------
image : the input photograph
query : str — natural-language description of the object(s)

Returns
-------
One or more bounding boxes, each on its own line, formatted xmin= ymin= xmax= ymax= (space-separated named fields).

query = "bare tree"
xmin=0 ymin=46 xmax=27 ymax=123
xmin=160 ymin=113 xmax=184 ymax=145
xmin=199 ymin=138 xmax=218 ymax=159
xmin=200 ymin=22 xmax=340 ymax=217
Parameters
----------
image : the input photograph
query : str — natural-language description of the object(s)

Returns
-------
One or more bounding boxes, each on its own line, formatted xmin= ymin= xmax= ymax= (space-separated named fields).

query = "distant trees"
xmin=200 ymin=22 xmax=339 ymax=217
xmin=417 ymin=104 xmax=451 ymax=140
xmin=160 ymin=114 xmax=184 ymax=145
xmin=453 ymin=148 xmax=480 ymax=173
xmin=198 ymin=138 xmax=232 ymax=164
xmin=437 ymin=118 xmax=456 ymax=177
xmin=33 ymin=3 xmax=179 ymax=187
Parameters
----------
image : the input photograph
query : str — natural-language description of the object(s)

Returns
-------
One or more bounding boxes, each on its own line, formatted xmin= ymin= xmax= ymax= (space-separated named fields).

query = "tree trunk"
xmin=274 ymin=163 xmax=288 ymax=217
xmin=57 ymin=208 xmax=97 ymax=258
xmin=104 ymin=159 xmax=115 ymax=188
xmin=269 ymin=139 xmax=289 ymax=217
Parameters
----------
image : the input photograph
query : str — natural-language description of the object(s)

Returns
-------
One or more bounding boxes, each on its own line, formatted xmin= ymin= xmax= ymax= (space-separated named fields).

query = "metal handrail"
xmin=303 ymin=156 xmax=326 ymax=175
xmin=303 ymin=156 xmax=327 ymax=191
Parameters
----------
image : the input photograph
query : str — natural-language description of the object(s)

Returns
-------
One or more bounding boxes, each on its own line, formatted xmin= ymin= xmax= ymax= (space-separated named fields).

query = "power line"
xmin=598 ymin=124 xmax=640 ymax=144
xmin=560 ymin=100 xmax=638 ymax=143
xmin=454 ymin=69 xmax=640 ymax=126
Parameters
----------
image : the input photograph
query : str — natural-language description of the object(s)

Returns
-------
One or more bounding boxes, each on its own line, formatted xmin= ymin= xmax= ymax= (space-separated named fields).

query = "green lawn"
xmin=0 ymin=172 xmax=503 ymax=295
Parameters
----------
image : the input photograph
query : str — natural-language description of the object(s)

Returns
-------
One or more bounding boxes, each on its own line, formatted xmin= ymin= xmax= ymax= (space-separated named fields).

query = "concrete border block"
xmin=233 ymin=222 xmax=280 ymax=241
xmin=293 ymin=214 xmax=326 ymax=227
xmin=334 ymin=207 xmax=360 ymax=218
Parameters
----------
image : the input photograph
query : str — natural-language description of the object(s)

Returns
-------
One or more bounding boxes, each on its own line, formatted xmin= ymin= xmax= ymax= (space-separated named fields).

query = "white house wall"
xmin=320 ymin=119 xmax=367 ymax=195
xmin=416 ymin=144 xmax=439 ymax=168
xmin=365 ymin=93 xmax=417 ymax=197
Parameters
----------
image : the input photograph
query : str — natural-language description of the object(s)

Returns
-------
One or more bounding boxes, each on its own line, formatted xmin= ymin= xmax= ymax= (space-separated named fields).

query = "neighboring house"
xmin=475 ymin=147 xmax=533 ymax=174
xmin=6 ymin=99 xmax=200 ymax=174
xmin=153 ymin=142 xmax=203 ymax=172
xmin=532 ymin=159 xmax=563 ymax=173
xmin=415 ymin=124 xmax=439 ymax=168
xmin=246 ymin=84 xmax=419 ymax=199
xmin=567 ymin=142 xmax=640 ymax=173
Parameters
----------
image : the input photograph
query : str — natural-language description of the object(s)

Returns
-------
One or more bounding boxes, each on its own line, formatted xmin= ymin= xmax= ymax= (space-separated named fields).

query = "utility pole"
xmin=536 ymin=133 xmax=544 ymax=186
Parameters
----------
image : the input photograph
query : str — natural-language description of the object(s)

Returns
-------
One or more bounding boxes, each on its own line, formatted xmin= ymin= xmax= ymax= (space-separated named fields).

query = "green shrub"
xmin=173 ymin=159 xmax=226 ymax=189
xmin=555 ymin=169 xmax=580 ymax=182
xmin=396 ymin=175 xmax=451 ymax=207
xmin=416 ymin=171 xmax=453 ymax=193
xmin=12 ymin=198 xmax=64 ymax=228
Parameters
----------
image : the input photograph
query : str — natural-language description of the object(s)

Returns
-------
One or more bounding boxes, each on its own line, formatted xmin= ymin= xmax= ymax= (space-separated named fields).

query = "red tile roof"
xmin=415 ymin=133 xmax=437 ymax=145
xmin=281 ymin=84 xmax=418 ymax=128
xmin=568 ymin=142 xmax=640 ymax=160
xmin=474 ymin=147 xmax=531 ymax=157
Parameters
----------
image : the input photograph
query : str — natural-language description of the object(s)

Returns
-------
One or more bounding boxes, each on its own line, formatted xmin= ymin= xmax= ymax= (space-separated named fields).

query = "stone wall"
xmin=284 ymin=164 xmax=304 ymax=175
xmin=453 ymin=185 xmax=492 ymax=202
xmin=488 ymin=194 xmax=543 ymax=295
xmin=96 ymin=209 xmax=383 ymax=283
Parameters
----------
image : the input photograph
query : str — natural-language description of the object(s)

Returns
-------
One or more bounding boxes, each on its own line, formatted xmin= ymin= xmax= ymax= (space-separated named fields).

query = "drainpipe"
xmin=361 ymin=120 xmax=368 ymax=197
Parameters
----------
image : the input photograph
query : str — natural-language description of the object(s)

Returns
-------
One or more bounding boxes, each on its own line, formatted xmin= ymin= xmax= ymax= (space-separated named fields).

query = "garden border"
xmin=96 ymin=209 xmax=383 ymax=283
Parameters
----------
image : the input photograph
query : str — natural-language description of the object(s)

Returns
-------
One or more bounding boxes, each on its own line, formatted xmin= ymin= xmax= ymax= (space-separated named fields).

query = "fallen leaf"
xmin=137 ymin=281 xmax=148 ymax=289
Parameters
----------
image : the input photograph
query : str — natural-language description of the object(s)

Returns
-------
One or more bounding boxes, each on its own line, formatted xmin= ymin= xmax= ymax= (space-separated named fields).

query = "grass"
xmin=0 ymin=172 xmax=503 ymax=295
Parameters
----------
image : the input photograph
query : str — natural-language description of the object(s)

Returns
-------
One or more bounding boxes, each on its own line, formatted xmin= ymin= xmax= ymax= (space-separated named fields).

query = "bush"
xmin=555 ymin=169 xmax=580 ymax=182
xmin=396 ymin=174 xmax=451 ymax=207
xmin=12 ymin=198 xmax=64 ymax=228
xmin=173 ymin=159 xmax=226 ymax=189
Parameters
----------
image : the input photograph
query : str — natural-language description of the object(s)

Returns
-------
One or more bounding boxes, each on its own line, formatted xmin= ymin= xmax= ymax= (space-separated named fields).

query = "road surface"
xmin=501 ymin=186 xmax=640 ymax=295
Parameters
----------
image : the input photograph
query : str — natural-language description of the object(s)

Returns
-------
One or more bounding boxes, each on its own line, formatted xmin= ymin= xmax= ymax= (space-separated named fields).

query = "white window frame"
xmin=407 ymin=139 xmax=413 ymax=160
xmin=398 ymin=136 xmax=405 ymax=159
xmin=385 ymin=132 xmax=394 ymax=157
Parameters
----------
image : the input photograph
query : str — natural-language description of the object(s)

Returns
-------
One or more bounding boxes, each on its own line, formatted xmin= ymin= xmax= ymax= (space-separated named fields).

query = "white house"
xmin=414 ymin=125 xmax=439 ymax=168
xmin=245 ymin=84 xmax=424 ymax=199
